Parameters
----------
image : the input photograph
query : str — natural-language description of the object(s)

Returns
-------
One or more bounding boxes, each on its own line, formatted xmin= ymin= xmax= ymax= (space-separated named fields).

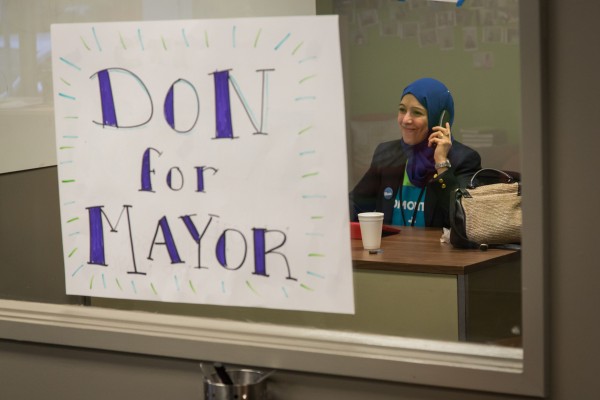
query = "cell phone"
xmin=438 ymin=109 xmax=450 ymax=128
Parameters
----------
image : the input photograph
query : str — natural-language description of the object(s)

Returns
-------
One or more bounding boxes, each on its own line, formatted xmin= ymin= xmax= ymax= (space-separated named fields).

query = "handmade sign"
xmin=51 ymin=16 xmax=354 ymax=314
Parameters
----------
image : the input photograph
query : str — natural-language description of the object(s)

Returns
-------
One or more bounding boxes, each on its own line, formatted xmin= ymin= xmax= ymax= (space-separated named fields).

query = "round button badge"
xmin=383 ymin=187 xmax=393 ymax=200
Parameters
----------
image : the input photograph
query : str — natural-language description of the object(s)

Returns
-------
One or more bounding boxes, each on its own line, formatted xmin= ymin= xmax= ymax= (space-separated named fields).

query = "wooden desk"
xmin=352 ymin=227 xmax=521 ymax=343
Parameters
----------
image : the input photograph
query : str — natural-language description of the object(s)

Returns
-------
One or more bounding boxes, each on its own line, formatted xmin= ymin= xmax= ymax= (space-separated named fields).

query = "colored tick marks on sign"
xmin=274 ymin=33 xmax=291 ymax=50
xmin=246 ymin=280 xmax=259 ymax=296
xmin=59 ymin=57 xmax=81 ymax=71
xmin=92 ymin=27 xmax=102 ymax=51
xmin=58 ymin=93 xmax=76 ymax=100
xmin=182 ymin=29 xmax=189 ymax=47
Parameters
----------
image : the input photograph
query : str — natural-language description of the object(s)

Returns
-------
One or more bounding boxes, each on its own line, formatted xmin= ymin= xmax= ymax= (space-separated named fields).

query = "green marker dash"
xmin=115 ymin=278 xmax=123 ymax=291
xmin=161 ymin=35 xmax=167 ymax=50
xmin=311 ymin=216 xmax=324 ymax=220
xmin=67 ymin=217 xmax=79 ymax=223
xmin=189 ymin=280 xmax=196 ymax=294
xmin=308 ymin=253 xmax=325 ymax=257
xmin=246 ymin=280 xmax=260 ymax=296
xmin=292 ymin=41 xmax=304 ymax=55
xmin=79 ymin=36 xmax=91 ymax=50
xmin=119 ymin=31 xmax=127 ymax=49
xmin=254 ymin=28 xmax=262 ymax=47
xmin=90 ymin=275 xmax=95 ymax=289
xmin=300 ymin=283 xmax=314 ymax=291
xmin=67 ymin=248 xmax=78 ymax=258
xmin=59 ymin=146 xmax=74 ymax=150
xmin=297 ymin=125 xmax=313 ymax=135
xmin=302 ymin=172 xmax=319 ymax=178
xmin=299 ymin=74 xmax=317 ymax=84
xmin=62 ymin=179 xmax=76 ymax=183
xmin=150 ymin=282 xmax=158 ymax=295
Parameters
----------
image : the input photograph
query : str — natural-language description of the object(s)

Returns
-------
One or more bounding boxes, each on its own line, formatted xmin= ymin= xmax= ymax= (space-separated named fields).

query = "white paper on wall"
xmin=51 ymin=16 xmax=354 ymax=314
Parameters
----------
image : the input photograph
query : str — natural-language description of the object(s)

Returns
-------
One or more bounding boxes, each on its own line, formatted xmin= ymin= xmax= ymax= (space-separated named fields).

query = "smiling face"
xmin=397 ymin=94 xmax=429 ymax=145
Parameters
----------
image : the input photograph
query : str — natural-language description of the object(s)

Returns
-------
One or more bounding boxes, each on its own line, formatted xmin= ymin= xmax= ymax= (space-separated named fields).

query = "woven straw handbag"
xmin=449 ymin=169 xmax=521 ymax=250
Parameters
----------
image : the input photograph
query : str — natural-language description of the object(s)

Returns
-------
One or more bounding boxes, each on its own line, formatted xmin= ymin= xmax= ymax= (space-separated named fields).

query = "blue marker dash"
xmin=131 ymin=280 xmax=137 ymax=294
xmin=305 ymin=232 xmax=324 ymax=237
xmin=297 ymin=125 xmax=313 ymax=135
xmin=295 ymin=96 xmax=316 ymax=101
xmin=60 ymin=160 xmax=73 ymax=165
xmin=302 ymin=194 xmax=326 ymax=199
xmin=299 ymin=74 xmax=317 ymax=84
xmin=292 ymin=41 xmax=304 ymax=55
xmin=64 ymin=116 xmax=79 ymax=119
xmin=308 ymin=253 xmax=326 ymax=257
xmin=189 ymin=280 xmax=196 ymax=294
xmin=102 ymin=273 xmax=106 ymax=288
xmin=299 ymin=150 xmax=316 ymax=156
xmin=92 ymin=27 xmax=102 ymax=51
xmin=174 ymin=275 xmax=180 ymax=291
xmin=307 ymin=271 xmax=325 ymax=279
xmin=67 ymin=248 xmax=77 ymax=258
xmin=274 ymin=32 xmax=291 ymax=50
xmin=298 ymin=56 xmax=317 ymax=64
xmin=221 ymin=281 xmax=225 ymax=293
xmin=246 ymin=280 xmax=259 ymax=296
xmin=300 ymin=283 xmax=314 ymax=291
xmin=137 ymin=28 xmax=145 ymax=50
xmin=68 ymin=231 xmax=80 ymax=237
xmin=71 ymin=264 xmax=85 ymax=277
xmin=282 ymin=286 xmax=289 ymax=298
xmin=232 ymin=25 xmax=236 ymax=48
xmin=301 ymin=172 xmax=319 ymax=178
xmin=59 ymin=93 xmax=76 ymax=100
xmin=182 ymin=28 xmax=189 ymax=47
xmin=63 ymin=200 xmax=76 ymax=206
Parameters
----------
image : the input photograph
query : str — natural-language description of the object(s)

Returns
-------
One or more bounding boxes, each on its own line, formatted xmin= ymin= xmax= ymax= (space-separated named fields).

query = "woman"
xmin=350 ymin=78 xmax=481 ymax=228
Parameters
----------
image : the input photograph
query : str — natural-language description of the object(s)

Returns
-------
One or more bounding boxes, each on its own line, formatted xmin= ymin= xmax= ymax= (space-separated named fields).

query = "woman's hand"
xmin=428 ymin=122 xmax=452 ymax=164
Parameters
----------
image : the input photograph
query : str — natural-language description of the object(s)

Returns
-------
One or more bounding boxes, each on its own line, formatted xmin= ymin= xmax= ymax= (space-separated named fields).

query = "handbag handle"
xmin=469 ymin=168 xmax=518 ymax=188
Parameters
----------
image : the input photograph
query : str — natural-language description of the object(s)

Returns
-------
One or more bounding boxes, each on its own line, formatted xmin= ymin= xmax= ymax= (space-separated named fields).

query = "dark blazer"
xmin=350 ymin=139 xmax=481 ymax=228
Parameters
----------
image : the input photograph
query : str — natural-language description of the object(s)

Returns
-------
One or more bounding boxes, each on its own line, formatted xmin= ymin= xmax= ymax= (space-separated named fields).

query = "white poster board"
xmin=51 ymin=16 xmax=354 ymax=314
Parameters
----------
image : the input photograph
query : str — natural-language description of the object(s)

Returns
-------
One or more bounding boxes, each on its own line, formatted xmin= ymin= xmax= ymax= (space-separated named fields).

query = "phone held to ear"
xmin=438 ymin=109 xmax=450 ymax=128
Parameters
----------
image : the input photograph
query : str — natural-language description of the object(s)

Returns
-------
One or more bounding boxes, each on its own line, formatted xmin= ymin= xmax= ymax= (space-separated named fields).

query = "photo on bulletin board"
xmin=50 ymin=16 xmax=355 ymax=314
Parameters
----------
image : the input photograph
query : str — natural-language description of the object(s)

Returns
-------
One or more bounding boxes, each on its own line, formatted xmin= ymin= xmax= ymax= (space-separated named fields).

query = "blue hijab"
xmin=400 ymin=78 xmax=455 ymax=187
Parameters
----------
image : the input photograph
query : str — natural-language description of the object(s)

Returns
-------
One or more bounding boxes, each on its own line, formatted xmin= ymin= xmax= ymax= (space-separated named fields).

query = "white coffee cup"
xmin=357 ymin=212 xmax=384 ymax=250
